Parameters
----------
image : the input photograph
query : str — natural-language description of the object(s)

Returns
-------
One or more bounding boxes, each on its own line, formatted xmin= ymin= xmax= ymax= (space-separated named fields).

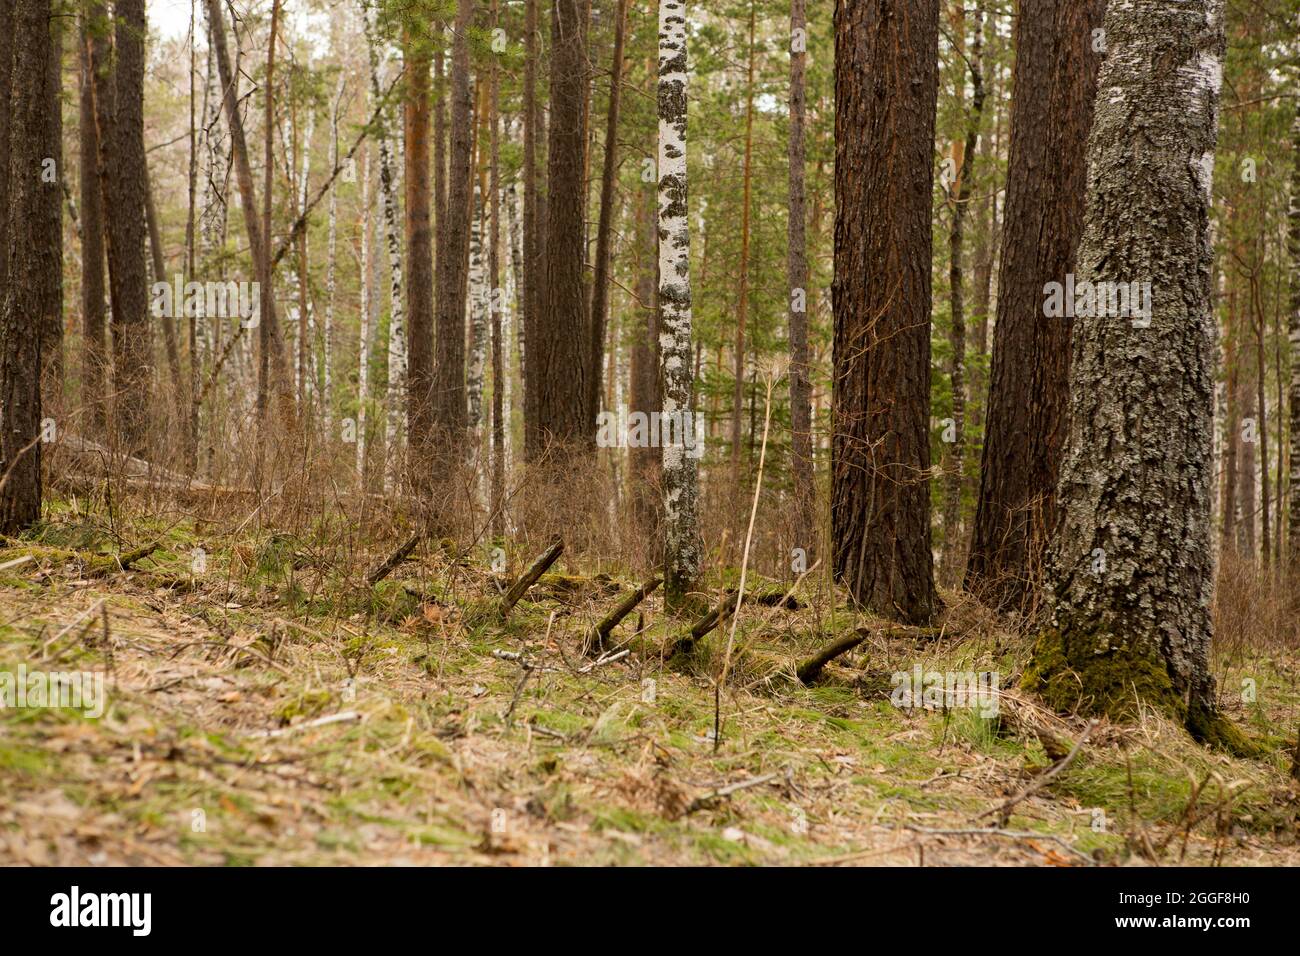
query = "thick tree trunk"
xmin=1029 ymin=0 xmax=1238 ymax=748
xmin=0 ymin=0 xmax=53 ymax=533
xmin=104 ymin=0 xmax=154 ymax=459
xmin=658 ymin=0 xmax=701 ymax=609
xmin=79 ymin=7 xmax=108 ymax=434
xmin=404 ymin=27 xmax=434 ymax=492
xmin=537 ymin=0 xmax=590 ymax=453
xmin=831 ymin=0 xmax=940 ymax=624
xmin=588 ymin=0 xmax=630 ymax=429
xmin=787 ymin=0 xmax=814 ymax=562
xmin=430 ymin=0 xmax=474 ymax=456
xmin=964 ymin=0 xmax=1105 ymax=613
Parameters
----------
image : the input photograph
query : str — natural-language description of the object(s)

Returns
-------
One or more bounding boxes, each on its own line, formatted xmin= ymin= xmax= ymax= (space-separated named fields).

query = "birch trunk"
xmin=1030 ymin=0 xmax=1243 ymax=749
xmin=325 ymin=75 xmax=345 ymax=432
xmin=658 ymin=0 xmax=701 ymax=609
xmin=362 ymin=0 xmax=405 ymax=487
xmin=467 ymin=184 xmax=487 ymax=429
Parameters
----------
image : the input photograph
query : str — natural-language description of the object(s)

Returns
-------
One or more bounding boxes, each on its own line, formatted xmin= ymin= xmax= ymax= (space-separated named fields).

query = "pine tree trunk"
xmin=787 ymin=0 xmax=814 ymax=563
xmin=431 ymin=0 xmax=474 ymax=454
xmin=831 ymin=0 xmax=940 ymax=625
xmin=522 ymin=0 xmax=541 ymax=459
xmin=730 ymin=2 xmax=757 ymax=493
xmin=658 ymin=0 xmax=701 ymax=609
xmin=965 ymin=0 xmax=1105 ymax=612
xmin=39 ymin=16 xmax=63 ymax=400
xmin=629 ymin=173 xmax=661 ymax=545
xmin=1030 ymin=0 xmax=1237 ymax=747
xmin=538 ymin=0 xmax=590 ymax=453
xmin=102 ymin=0 xmax=153 ymax=459
xmin=1288 ymin=97 xmax=1300 ymax=579
xmin=0 ymin=0 xmax=53 ymax=533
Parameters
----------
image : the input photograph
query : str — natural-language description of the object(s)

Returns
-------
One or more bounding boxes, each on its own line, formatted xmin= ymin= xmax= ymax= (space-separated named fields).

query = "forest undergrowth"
xmin=2 ymin=477 xmax=1298 ymax=867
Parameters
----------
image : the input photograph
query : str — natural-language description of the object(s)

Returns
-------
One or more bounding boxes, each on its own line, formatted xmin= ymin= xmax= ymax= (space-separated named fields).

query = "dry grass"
xmin=1 ymin=491 xmax=1297 ymax=866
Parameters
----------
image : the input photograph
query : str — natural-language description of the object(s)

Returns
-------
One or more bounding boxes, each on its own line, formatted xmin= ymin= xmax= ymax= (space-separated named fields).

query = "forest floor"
xmin=2 ymin=497 xmax=1299 ymax=866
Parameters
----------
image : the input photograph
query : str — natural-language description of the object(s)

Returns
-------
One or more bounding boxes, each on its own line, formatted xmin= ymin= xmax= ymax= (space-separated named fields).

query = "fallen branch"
xmin=796 ymin=630 xmax=868 ymax=684
xmin=0 ymin=554 xmax=34 ymax=573
xmin=585 ymin=577 xmax=660 ymax=655
xmin=87 ymin=540 xmax=162 ymax=577
xmin=684 ymin=770 xmax=784 ymax=815
xmin=366 ymin=531 xmax=422 ymax=586
xmin=248 ymin=710 xmax=363 ymax=739
xmin=498 ymin=540 xmax=564 ymax=620
xmin=977 ymin=720 xmax=1098 ymax=825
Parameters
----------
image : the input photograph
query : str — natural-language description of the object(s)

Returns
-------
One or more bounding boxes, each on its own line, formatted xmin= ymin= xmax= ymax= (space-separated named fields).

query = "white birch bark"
xmin=658 ymin=0 xmax=701 ymax=606
xmin=357 ymin=143 xmax=373 ymax=486
xmin=467 ymin=183 xmax=487 ymax=430
xmin=361 ymin=0 xmax=405 ymax=487
xmin=325 ymin=74 xmax=345 ymax=432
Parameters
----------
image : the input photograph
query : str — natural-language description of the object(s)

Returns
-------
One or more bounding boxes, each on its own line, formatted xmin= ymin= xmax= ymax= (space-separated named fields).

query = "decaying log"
xmin=87 ymin=540 xmax=162 ymax=577
xmin=366 ymin=532 xmax=423 ymax=586
xmin=585 ymin=577 xmax=660 ymax=655
xmin=796 ymin=630 xmax=867 ymax=684
xmin=498 ymin=540 xmax=564 ymax=619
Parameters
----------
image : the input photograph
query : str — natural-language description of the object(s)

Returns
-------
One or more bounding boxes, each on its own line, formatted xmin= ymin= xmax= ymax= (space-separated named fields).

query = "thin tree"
xmin=658 ymin=0 xmax=701 ymax=609
xmin=965 ymin=0 xmax=1105 ymax=612
xmin=588 ymin=0 xmax=631 ymax=428
xmin=79 ymin=4 xmax=109 ymax=434
xmin=787 ymin=0 xmax=814 ymax=561
xmin=489 ymin=0 xmax=505 ymax=534
xmin=1289 ymin=95 xmax=1300 ymax=580
xmin=831 ymin=0 xmax=941 ymax=624
xmin=404 ymin=16 xmax=434 ymax=492
xmin=1028 ymin=0 xmax=1242 ymax=748
xmin=939 ymin=0 xmax=985 ymax=586
xmin=430 ymin=0 xmax=474 ymax=456
xmin=522 ymin=0 xmax=543 ymax=459
xmin=730 ymin=0 xmax=757 ymax=492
